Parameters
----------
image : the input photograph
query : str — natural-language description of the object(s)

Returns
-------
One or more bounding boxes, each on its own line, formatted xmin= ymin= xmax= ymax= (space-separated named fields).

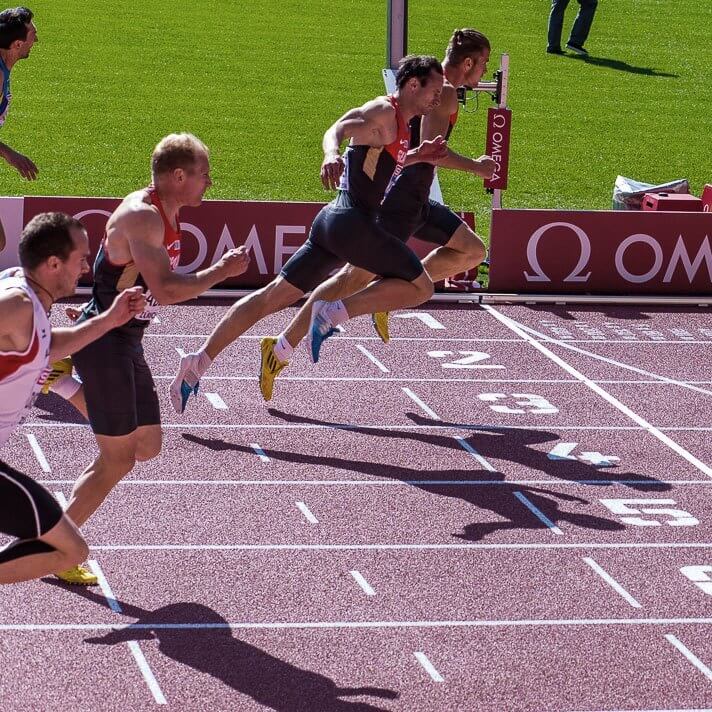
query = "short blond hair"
xmin=151 ymin=133 xmax=209 ymax=176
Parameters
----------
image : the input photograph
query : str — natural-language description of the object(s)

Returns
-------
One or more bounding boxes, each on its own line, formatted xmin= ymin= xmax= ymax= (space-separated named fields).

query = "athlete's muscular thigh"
xmin=135 ymin=424 xmax=162 ymax=462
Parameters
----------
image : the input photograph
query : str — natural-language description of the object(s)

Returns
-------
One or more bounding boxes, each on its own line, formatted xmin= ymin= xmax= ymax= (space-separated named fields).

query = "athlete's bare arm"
xmin=420 ymin=83 xmax=495 ymax=178
xmin=112 ymin=200 xmax=249 ymax=305
xmin=0 ymin=290 xmax=33 ymax=352
xmin=0 ymin=73 xmax=37 ymax=180
xmin=48 ymin=287 xmax=146 ymax=361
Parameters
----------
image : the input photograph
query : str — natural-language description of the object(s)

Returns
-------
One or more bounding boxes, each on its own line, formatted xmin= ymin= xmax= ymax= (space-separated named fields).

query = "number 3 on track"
xmin=478 ymin=393 xmax=558 ymax=414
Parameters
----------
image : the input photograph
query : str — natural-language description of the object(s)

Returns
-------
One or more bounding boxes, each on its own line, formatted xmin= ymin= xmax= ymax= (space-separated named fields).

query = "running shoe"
xmin=40 ymin=357 xmax=73 ymax=395
xmin=259 ymin=337 xmax=288 ymax=401
xmin=54 ymin=564 xmax=98 ymax=586
xmin=306 ymin=300 xmax=339 ymax=363
xmin=371 ymin=312 xmax=390 ymax=344
xmin=169 ymin=353 xmax=202 ymax=414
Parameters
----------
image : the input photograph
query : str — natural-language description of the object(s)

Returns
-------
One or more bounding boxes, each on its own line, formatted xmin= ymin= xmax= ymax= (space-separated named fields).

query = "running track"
xmin=2 ymin=301 xmax=711 ymax=711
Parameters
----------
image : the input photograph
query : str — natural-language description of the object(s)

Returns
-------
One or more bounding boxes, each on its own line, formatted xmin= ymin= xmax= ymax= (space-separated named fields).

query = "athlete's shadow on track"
xmin=184 ymin=411 xmax=669 ymax=541
xmin=44 ymin=582 xmax=398 ymax=712
xmin=33 ymin=392 xmax=87 ymax=423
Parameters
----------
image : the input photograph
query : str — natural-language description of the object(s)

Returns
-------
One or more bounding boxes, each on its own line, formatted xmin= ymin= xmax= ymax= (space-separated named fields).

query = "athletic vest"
xmin=85 ymin=186 xmax=181 ymax=335
xmin=391 ymin=106 xmax=460 ymax=200
xmin=0 ymin=56 xmax=11 ymax=128
xmin=337 ymin=95 xmax=410 ymax=213
xmin=0 ymin=273 xmax=51 ymax=448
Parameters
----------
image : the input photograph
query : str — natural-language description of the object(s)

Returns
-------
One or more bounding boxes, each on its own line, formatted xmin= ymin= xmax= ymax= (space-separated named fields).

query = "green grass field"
xmin=2 ymin=0 xmax=710 ymax=241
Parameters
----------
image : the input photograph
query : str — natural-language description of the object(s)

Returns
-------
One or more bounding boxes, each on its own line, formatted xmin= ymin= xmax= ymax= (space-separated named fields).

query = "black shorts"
xmin=294 ymin=191 xmax=424 ymax=282
xmin=0 ymin=459 xmax=62 ymax=539
xmin=73 ymin=330 xmax=160 ymax=437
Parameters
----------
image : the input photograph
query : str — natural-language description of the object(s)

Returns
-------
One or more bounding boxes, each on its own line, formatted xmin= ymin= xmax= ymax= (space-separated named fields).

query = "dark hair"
xmin=445 ymin=28 xmax=490 ymax=65
xmin=0 ymin=7 xmax=33 ymax=49
xmin=395 ymin=54 xmax=443 ymax=89
xmin=19 ymin=212 xmax=84 ymax=270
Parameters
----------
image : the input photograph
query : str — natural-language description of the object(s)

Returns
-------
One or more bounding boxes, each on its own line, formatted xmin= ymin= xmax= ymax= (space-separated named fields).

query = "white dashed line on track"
xmin=250 ymin=443 xmax=270 ymax=462
xmin=582 ymin=557 xmax=642 ymax=608
xmin=175 ymin=347 xmax=187 ymax=358
xmin=513 ymin=491 xmax=563 ymax=535
xmin=53 ymin=491 xmax=68 ymax=509
xmin=26 ymin=433 xmax=50 ymax=472
xmin=402 ymin=388 xmax=441 ymax=420
xmin=414 ymin=652 xmax=444 ymax=682
xmin=127 ymin=641 xmax=168 ymax=705
xmin=453 ymin=436 xmax=498 ymax=472
xmin=87 ymin=560 xmax=122 ymax=614
xmin=664 ymin=634 xmax=712 ymax=682
xmin=204 ymin=392 xmax=228 ymax=410
xmin=295 ymin=501 xmax=319 ymax=524
xmin=350 ymin=570 xmax=376 ymax=596
xmin=355 ymin=344 xmax=389 ymax=373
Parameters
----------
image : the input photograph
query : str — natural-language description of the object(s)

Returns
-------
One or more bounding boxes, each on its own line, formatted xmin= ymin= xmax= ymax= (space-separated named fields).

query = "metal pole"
xmin=386 ymin=0 xmax=408 ymax=69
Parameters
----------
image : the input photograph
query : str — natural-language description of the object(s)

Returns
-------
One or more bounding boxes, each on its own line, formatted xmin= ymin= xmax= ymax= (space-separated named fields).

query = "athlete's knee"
xmin=259 ymin=279 xmax=303 ymax=313
xmin=135 ymin=428 xmax=162 ymax=462
xmin=412 ymin=270 xmax=435 ymax=302
xmin=451 ymin=225 xmax=486 ymax=266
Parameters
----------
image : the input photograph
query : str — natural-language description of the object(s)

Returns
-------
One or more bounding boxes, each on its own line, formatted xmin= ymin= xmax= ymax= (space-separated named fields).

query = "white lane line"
xmin=582 ymin=557 xmax=642 ymax=608
xmin=5 ymin=617 xmax=712 ymax=632
xmin=87 ymin=542 xmax=712 ymax=553
xmin=152 ymin=316 xmax=161 ymax=325
xmin=87 ymin=560 xmax=122 ymax=614
xmin=154 ymin=375 xmax=579 ymax=383
xmin=350 ymin=570 xmax=376 ymax=596
xmin=175 ymin=347 xmax=187 ymax=358
xmin=516 ymin=321 xmax=712 ymax=398
xmin=454 ymin=436 xmax=498 ymax=472
xmin=402 ymin=388 xmax=441 ymax=420
xmin=26 ymin=434 xmax=50 ymax=472
xmin=250 ymin=443 xmax=270 ymax=462
xmin=355 ymin=344 xmax=389 ymax=373
xmin=146 ymin=334 xmax=520 ymax=342
xmin=484 ymin=306 xmax=712 ymax=480
xmin=37 ymin=478 xmax=712 ymax=487
xmin=127 ymin=641 xmax=168 ymax=705
xmin=296 ymin=501 xmax=319 ymax=524
xmin=513 ymin=491 xmax=563 ymax=535
xmin=414 ymin=652 xmax=444 ymax=682
xmin=53 ymin=491 xmax=68 ymax=509
xmin=665 ymin=634 xmax=712 ymax=682
xmin=204 ymin=392 xmax=228 ymax=410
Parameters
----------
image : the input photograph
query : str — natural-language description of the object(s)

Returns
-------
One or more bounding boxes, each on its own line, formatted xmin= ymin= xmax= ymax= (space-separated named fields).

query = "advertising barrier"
xmin=488 ymin=209 xmax=712 ymax=295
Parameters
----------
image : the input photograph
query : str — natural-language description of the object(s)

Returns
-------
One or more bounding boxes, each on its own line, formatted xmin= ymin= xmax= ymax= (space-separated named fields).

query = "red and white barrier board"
xmin=489 ymin=209 xmax=712 ymax=294
xmin=0 ymin=195 xmax=474 ymax=289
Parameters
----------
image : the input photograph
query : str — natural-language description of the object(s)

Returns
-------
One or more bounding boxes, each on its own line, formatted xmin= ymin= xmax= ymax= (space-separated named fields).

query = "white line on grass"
xmin=483 ymin=306 xmax=712 ymax=480
xmin=350 ymin=570 xmax=376 ymax=596
xmin=204 ymin=392 xmax=228 ymax=410
xmin=87 ymin=560 xmax=122 ymax=614
xmin=355 ymin=345 xmax=389 ymax=373
xmin=5 ymin=617 xmax=712 ymax=632
xmin=296 ymin=501 xmax=319 ymax=524
xmin=26 ymin=434 xmax=50 ymax=472
xmin=414 ymin=652 xmax=444 ymax=682
xmin=582 ymin=557 xmax=642 ymax=608
xmin=665 ymin=634 xmax=712 ymax=682
xmin=250 ymin=444 xmax=270 ymax=462
xmin=513 ymin=491 xmax=563 ymax=535
xmin=402 ymin=388 xmax=441 ymax=420
xmin=454 ymin=436 xmax=498 ymax=472
xmin=127 ymin=641 xmax=167 ymax=704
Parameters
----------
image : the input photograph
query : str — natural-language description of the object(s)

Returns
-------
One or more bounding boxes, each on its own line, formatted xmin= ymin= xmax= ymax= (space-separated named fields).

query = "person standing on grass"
xmin=57 ymin=134 xmax=250 ymax=585
xmin=170 ymin=55 xmax=447 ymax=409
xmin=547 ymin=0 xmax=598 ymax=56
xmin=0 ymin=212 xmax=146 ymax=585
xmin=0 ymin=6 xmax=38 ymax=179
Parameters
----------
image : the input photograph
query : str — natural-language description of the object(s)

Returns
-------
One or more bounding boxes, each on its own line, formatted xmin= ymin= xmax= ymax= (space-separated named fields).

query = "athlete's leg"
xmin=135 ymin=424 xmax=162 ymax=462
xmin=421 ymin=222 xmax=486 ymax=282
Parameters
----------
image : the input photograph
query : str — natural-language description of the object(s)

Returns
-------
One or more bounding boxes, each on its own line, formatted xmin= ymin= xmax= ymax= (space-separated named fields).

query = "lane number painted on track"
xmin=599 ymin=498 xmax=699 ymax=527
xmin=548 ymin=443 xmax=619 ymax=467
xmin=478 ymin=393 xmax=558 ymax=414
xmin=680 ymin=566 xmax=712 ymax=596
xmin=428 ymin=351 xmax=505 ymax=370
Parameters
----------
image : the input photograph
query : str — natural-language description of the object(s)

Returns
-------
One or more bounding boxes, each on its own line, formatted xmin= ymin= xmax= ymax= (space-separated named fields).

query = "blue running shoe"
xmin=307 ymin=300 xmax=339 ymax=363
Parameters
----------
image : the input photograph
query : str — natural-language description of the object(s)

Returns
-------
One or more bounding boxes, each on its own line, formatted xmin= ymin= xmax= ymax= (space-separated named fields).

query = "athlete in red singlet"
xmin=58 ymin=134 xmax=250 ymax=585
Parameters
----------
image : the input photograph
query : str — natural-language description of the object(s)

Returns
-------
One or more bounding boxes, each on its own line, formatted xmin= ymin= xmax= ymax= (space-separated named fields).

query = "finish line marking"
xmin=582 ymin=557 xmax=642 ymax=608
